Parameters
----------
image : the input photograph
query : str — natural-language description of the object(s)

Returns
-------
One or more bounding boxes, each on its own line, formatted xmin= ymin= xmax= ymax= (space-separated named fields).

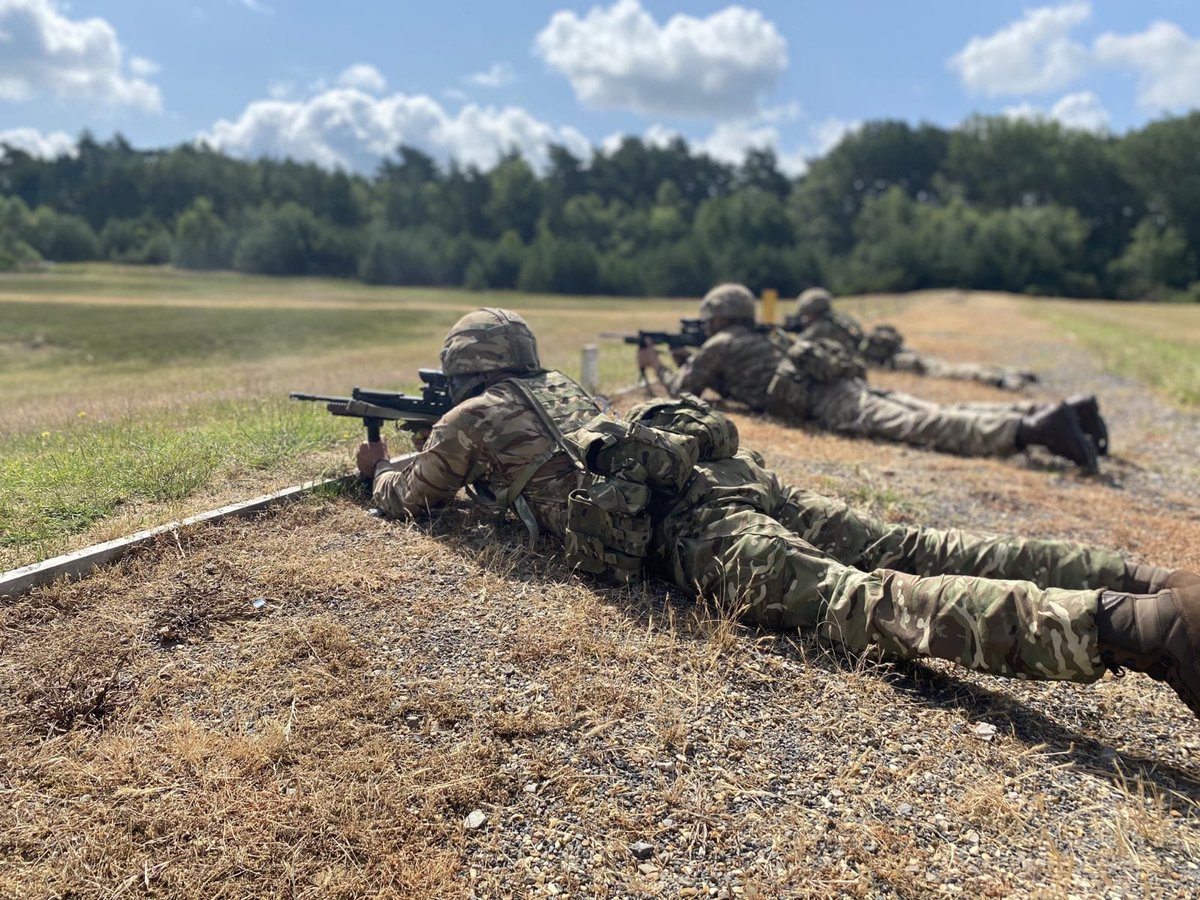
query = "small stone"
xmin=897 ymin=803 xmax=914 ymax=816
xmin=464 ymin=810 xmax=487 ymax=831
xmin=973 ymin=722 xmax=997 ymax=741
xmin=629 ymin=840 xmax=655 ymax=860
xmin=523 ymin=783 xmax=538 ymax=794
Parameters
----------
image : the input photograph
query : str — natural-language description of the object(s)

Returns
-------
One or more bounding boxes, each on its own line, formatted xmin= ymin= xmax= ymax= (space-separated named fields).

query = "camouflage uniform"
xmin=798 ymin=306 xmax=1035 ymax=391
xmin=670 ymin=325 xmax=1030 ymax=458
xmin=374 ymin=369 xmax=1119 ymax=683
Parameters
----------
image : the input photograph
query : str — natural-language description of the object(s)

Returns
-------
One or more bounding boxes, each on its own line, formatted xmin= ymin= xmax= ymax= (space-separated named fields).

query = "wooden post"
xmin=761 ymin=288 xmax=778 ymax=324
xmin=581 ymin=344 xmax=600 ymax=393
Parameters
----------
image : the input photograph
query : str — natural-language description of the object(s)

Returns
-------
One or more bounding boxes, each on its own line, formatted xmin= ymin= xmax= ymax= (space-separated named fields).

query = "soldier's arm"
xmin=371 ymin=406 xmax=480 ymax=517
xmin=671 ymin=342 xmax=724 ymax=397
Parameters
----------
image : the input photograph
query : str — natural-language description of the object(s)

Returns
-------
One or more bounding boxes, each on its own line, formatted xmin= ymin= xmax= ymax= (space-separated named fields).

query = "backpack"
xmin=860 ymin=324 xmax=904 ymax=365
xmin=624 ymin=393 xmax=739 ymax=461
xmin=499 ymin=375 xmax=698 ymax=584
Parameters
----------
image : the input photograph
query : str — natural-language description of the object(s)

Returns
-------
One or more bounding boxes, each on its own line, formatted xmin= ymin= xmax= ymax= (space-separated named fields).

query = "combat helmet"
xmin=795 ymin=287 xmax=833 ymax=318
xmin=440 ymin=307 xmax=541 ymax=401
xmin=699 ymin=283 xmax=755 ymax=321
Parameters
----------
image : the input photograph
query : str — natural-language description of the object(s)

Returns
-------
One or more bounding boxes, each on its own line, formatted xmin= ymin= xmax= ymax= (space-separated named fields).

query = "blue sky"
xmin=2 ymin=1 xmax=1199 ymax=174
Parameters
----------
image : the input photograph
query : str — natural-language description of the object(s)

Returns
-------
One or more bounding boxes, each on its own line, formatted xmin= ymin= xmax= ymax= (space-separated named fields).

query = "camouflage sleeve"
xmin=673 ymin=342 xmax=725 ymax=397
xmin=371 ymin=407 xmax=480 ymax=517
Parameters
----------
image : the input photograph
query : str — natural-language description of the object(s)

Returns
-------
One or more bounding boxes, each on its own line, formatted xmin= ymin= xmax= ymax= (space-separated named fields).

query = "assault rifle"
xmin=781 ymin=313 xmax=805 ymax=333
xmin=622 ymin=318 xmax=707 ymax=350
xmin=290 ymin=368 xmax=453 ymax=443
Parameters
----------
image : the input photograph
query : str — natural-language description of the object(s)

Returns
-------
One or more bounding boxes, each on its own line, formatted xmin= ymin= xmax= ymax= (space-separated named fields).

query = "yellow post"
xmin=761 ymin=288 xmax=778 ymax=324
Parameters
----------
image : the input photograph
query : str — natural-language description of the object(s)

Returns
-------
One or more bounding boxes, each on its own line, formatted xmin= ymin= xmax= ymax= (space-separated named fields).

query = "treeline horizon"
xmin=1 ymin=113 xmax=1199 ymax=302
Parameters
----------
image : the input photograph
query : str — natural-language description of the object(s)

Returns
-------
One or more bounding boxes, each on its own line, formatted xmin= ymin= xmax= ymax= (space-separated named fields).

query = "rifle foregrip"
xmin=366 ymin=420 xmax=382 ymax=443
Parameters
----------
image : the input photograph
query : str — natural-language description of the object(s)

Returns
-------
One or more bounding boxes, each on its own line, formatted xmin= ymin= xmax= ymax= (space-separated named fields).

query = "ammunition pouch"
xmin=765 ymin=359 xmax=814 ymax=421
xmin=564 ymin=477 xmax=652 ymax=583
xmin=570 ymin=414 xmax=698 ymax=493
xmin=786 ymin=338 xmax=866 ymax=383
xmin=860 ymin=325 xmax=904 ymax=366
xmin=624 ymin=394 xmax=739 ymax=461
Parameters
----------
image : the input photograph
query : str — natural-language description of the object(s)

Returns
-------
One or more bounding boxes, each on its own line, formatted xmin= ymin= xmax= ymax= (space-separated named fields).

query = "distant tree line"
xmin=2 ymin=115 xmax=1199 ymax=301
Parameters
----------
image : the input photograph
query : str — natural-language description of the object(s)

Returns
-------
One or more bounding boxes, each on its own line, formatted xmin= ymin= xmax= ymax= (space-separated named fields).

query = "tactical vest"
xmin=764 ymin=338 xmax=866 ymax=422
xmin=860 ymin=324 xmax=904 ymax=365
xmin=493 ymin=371 xmax=696 ymax=584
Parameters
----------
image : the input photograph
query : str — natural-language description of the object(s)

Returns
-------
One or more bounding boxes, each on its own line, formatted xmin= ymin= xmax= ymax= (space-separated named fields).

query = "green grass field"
xmin=1034 ymin=299 xmax=1200 ymax=407
xmin=3 ymin=265 xmax=1197 ymax=570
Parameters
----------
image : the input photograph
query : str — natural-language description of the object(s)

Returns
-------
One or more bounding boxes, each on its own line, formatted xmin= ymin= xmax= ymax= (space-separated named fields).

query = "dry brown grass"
xmin=3 ymin=291 xmax=1200 ymax=897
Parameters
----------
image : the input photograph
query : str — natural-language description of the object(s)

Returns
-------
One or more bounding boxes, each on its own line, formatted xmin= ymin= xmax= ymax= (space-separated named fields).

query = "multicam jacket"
xmin=667 ymin=324 xmax=784 ymax=410
xmin=796 ymin=310 xmax=865 ymax=353
xmin=372 ymin=371 xmax=598 ymax=538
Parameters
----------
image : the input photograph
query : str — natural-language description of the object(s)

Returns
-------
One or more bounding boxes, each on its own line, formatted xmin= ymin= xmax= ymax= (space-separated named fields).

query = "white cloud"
xmin=239 ymin=0 xmax=273 ymax=14
xmin=600 ymin=123 xmax=680 ymax=155
xmin=0 ymin=0 xmax=161 ymax=111
xmin=534 ymin=0 xmax=787 ymax=119
xmin=601 ymin=115 xmax=857 ymax=178
xmin=949 ymin=2 xmax=1091 ymax=96
xmin=697 ymin=120 xmax=778 ymax=165
xmin=466 ymin=62 xmax=515 ymax=89
xmin=694 ymin=116 xmax=859 ymax=177
xmin=1095 ymin=20 xmax=1200 ymax=110
xmin=811 ymin=116 xmax=860 ymax=156
xmin=1003 ymin=90 xmax=1110 ymax=131
xmin=0 ymin=126 xmax=76 ymax=157
xmin=129 ymin=55 xmax=160 ymax=77
xmin=267 ymin=80 xmax=292 ymax=100
xmin=200 ymin=86 xmax=591 ymax=172
xmin=1049 ymin=91 xmax=1109 ymax=130
xmin=336 ymin=63 xmax=386 ymax=94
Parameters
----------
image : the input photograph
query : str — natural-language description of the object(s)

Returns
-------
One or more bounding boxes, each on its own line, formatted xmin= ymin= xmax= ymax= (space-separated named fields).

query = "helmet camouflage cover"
xmin=795 ymin=287 xmax=833 ymax=317
xmin=699 ymin=283 xmax=756 ymax=321
xmin=440 ymin=307 xmax=542 ymax=376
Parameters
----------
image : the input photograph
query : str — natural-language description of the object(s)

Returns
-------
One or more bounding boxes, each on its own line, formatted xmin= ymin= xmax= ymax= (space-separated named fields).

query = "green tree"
xmin=1107 ymin=217 xmax=1195 ymax=299
xmin=172 ymin=197 xmax=231 ymax=270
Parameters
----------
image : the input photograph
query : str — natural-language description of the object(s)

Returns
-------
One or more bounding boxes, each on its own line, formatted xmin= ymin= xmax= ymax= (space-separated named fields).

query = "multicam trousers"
xmin=887 ymin=350 xmax=1032 ymax=391
xmin=657 ymin=455 xmax=1122 ymax=683
xmin=806 ymin=378 xmax=1026 ymax=457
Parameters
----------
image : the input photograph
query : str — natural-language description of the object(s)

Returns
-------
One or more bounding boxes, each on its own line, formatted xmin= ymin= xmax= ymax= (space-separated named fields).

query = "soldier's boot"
xmin=1016 ymin=402 xmax=1098 ymax=473
xmin=1096 ymin=582 xmax=1200 ymax=719
xmin=1066 ymin=393 xmax=1109 ymax=456
xmin=1123 ymin=563 xmax=1200 ymax=594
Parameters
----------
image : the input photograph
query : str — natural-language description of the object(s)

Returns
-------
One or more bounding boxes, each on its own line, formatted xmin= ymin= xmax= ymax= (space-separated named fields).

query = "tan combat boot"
xmin=1097 ymin=581 xmax=1200 ymax=718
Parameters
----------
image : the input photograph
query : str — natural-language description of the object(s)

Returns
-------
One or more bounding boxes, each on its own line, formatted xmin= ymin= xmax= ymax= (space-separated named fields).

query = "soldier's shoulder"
xmin=443 ymin=385 xmax=524 ymax=428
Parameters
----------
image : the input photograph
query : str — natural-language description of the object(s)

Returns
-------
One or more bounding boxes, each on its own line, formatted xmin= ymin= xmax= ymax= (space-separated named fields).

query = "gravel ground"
xmin=2 ymin=292 xmax=1198 ymax=898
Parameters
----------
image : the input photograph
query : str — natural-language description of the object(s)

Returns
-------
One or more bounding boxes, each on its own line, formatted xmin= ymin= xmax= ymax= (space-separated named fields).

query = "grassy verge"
xmin=1034 ymin=300 xmax=1200 ymax=407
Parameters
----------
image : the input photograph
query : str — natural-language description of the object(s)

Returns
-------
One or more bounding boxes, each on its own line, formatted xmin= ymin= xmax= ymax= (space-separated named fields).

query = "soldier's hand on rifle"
xmin=410 ymin=427 xmax=432 ymax=451
xmin=356 ymin=439 xmax=389 ymax=480
xmin=671 ymin=346 xmax=696 ymax=367
xmin=636 ymin=341 xmax=665 ymax=373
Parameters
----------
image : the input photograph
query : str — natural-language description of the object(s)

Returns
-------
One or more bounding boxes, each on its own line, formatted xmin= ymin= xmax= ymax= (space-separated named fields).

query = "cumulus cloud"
xmin=1049 ymin=91 xmax=1109 ymax=130
xmin=1095 ymin=21 xmax=1200 ymax=111
xmin=200 ymin=86 xmax=591 ymax=172
xmin=335 ymin=63 xmax=386 ymax=94
xmin=600 ymin=115 xmax=858 ymax=178
xmin=534 ymin=0 xmax=787 ymax=119
xmin=1003 ymin=90 xmax=1110 ymax=131
xmin=0 ymin=126 xmax=76 ymax=157
xmin=949 ymin=2 xmax=1091 ymax=96
xmin=0 ymin=0 xmax=161 ymax=110
xmin=466 ymin=62 xmax=515 ymax=89
xmin=129 ymin=55 xmax=160 ymax=77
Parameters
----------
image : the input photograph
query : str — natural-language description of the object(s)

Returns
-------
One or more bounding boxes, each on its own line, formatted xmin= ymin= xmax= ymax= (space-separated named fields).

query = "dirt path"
xmin=2 ymin=292 xmax=1199 ymax=898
